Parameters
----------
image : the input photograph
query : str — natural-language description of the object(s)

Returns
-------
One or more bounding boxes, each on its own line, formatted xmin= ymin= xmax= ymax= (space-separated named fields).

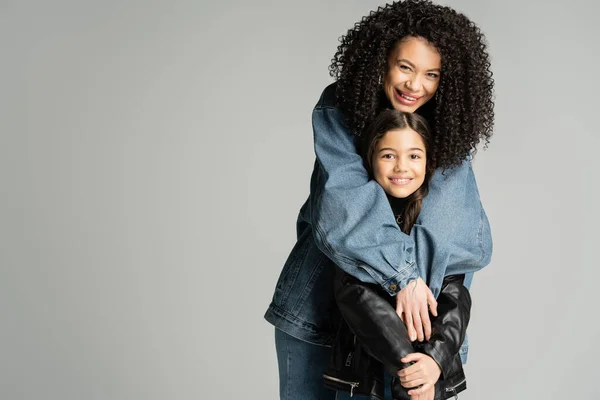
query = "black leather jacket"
xmin=324 ymin=267 xmax=471 ymax=399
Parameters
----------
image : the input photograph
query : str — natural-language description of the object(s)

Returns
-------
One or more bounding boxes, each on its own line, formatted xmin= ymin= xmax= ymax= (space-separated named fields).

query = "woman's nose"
xmin=405 ymin=75 xmax=421 ymax=92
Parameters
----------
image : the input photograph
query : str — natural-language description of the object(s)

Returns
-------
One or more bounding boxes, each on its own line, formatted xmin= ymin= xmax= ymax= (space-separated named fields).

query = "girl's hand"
xmin=409 ymin=384 xmax=435 ymax=400
xmin=395 ymin=278 xmax=438 ymax=342
xmin=397 ymin=353 xmax=441 ymax=395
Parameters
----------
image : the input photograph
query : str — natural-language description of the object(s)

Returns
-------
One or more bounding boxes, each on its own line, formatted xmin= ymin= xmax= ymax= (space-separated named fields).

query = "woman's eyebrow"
xmin=397 ymin=58 xmax=440 ymax=72
xmin=397 ymin=58 xmax=416 ymax=68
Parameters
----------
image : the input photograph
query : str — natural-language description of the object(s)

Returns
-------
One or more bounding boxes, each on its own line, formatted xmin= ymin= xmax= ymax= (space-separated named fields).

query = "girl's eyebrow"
xmin=377 ymin=147 xmax=425 ymax=153
xmin=397 ymin=58 xmax=441 ymax=72
xmin=378 ymin=147 xmax=424 ymax=153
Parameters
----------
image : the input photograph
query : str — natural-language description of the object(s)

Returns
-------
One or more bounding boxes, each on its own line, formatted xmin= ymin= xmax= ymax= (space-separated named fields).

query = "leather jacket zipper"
xmin=322 ymin=374 xmax=360 ymax=396
xmin=445 ymin=377 xmax=466 ymax=399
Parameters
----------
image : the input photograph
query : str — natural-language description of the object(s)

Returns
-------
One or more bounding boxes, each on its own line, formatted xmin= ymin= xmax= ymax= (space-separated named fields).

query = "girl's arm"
xmin=418 ymin=275 xmax=471 ymax=377
xmin=333 ymin=269 xmax=470 ymax=396
xmin=399 ymin=275 xmax=472 ymax=397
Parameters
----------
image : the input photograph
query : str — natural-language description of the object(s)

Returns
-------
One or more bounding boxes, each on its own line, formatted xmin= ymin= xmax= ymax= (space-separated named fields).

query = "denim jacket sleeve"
xmin=412 ymin=159 xmax=493 ymax=298
xmin=308 ymin=84 xmax=493 ymax=297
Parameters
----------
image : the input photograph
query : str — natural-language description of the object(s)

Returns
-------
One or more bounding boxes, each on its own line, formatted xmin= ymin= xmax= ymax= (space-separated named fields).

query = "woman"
xmin=264 ymin=1 xmax=494 ymax=399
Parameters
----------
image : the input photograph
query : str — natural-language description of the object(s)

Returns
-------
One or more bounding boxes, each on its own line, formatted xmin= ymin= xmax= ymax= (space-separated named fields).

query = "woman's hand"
xmin=398 ymin=353 xmax=441 ymax=395
xmin=395 ymin=278 xmax=438 ymax=341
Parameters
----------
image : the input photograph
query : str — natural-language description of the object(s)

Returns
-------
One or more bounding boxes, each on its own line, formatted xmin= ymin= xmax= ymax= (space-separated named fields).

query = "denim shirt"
xmin=264 ymin=83 xmax=493 ymax=363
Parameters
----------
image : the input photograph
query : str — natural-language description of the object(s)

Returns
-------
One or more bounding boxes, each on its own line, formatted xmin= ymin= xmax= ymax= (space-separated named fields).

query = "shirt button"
xmin=389 ymin=284 xmax=398 ymax=292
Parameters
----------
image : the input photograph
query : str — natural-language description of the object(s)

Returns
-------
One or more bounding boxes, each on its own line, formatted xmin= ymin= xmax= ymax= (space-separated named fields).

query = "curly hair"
xmin=329 ymin=0 xmax=494 ymax=168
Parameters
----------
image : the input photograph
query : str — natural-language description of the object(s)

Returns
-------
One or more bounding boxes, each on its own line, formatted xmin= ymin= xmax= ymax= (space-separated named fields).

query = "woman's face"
xmin=372 ymin=128 xmax=427 ymax=199
xmin=383 ymin=36 xmax=441 ymax=112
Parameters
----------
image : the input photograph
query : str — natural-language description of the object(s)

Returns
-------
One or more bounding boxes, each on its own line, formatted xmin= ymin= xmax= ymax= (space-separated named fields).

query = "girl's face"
xmin=372 ymin=128 xmax=427 ymax=199
xmin=383 ymin=36 xmax=441 ymax=112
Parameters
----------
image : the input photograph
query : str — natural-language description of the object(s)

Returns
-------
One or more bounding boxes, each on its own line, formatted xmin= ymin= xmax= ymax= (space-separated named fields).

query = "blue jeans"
xmin=275 ymin=328 xmax=394 ymax=400
xmin=275 ymin=328 xmax=336 ymax=400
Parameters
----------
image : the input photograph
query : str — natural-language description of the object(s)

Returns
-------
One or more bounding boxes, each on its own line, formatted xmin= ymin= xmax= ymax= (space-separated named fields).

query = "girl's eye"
xmin=381 ymin=154 xmax=395 ymax=159
xmin=399 ymin=65 xmax=411 ymax=71
xmin=410 ymin=154 xmax=421 ymax=160
xmin=427 ymin=73 xmax=439 ymax=79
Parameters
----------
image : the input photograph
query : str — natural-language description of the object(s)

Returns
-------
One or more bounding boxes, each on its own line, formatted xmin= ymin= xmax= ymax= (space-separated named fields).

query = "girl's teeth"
xmin=401 ymin=94 xmax=416 ymax=101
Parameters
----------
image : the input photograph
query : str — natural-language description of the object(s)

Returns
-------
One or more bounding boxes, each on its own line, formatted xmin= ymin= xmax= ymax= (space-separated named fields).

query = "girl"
xmin=325 ymin=110 xmax=471 ymax=400
xmin=264 ymin=1 xmax=494 ymax=399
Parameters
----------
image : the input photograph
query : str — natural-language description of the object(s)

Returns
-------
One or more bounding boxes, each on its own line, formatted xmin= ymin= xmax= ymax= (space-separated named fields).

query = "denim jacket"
xmin=264 ymin=83 xmax=493 ymax=361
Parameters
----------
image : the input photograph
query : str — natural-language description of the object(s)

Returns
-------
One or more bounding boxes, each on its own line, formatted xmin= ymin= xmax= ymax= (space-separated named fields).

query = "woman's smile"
xmin=393 ymin=89 xmax=422 ymax=106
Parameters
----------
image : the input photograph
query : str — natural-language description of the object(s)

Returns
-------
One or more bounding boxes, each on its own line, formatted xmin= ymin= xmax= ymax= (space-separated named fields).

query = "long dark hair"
xmin=330 ymin=0 xmax=494 ymax=169
xmin=362 ymin=109 xmax=434 ymax=233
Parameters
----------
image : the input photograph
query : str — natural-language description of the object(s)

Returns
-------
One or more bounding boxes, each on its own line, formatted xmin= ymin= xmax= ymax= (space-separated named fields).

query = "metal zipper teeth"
xmin=322 ymin=374 xmax=360 ymax=396
xmin=445 ymin=377 xmax=466 ymax=392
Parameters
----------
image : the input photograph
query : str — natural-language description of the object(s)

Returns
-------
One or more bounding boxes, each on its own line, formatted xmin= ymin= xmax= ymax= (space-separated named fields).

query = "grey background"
xmin=2 ymin=0 xmax=598 ymax=399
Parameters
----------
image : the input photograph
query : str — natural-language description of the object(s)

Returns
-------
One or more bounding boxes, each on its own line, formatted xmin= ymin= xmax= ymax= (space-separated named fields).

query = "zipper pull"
xmin=350 ymin=382 xmax=359 ymax=397
xmin=345 ymin=351 xmax=353 ymax=367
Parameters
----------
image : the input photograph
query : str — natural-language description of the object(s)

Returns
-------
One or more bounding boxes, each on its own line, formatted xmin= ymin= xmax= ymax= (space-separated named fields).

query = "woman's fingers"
xmin=412 ymin=308 xmax=424 ymax=342
xmin=420 ymin=302 xmax=431 ymax=341
xmin=395 ymin=278 xmax=433 ymax=341
xmin=404 ymin=309 xmax=416 ymax=342
xmin=395 ymin=300 xmax=404 ymax=323
xmin=427 ymin=288 xmax=438 ymax=317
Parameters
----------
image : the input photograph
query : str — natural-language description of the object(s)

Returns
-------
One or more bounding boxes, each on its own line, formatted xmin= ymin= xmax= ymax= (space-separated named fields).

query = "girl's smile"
xmin=389 ymin=177 xmax=414 ymax=186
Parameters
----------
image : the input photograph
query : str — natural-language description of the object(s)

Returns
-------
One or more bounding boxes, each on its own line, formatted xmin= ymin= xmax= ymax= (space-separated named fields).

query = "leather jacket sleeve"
xmin=333 ymin=266 xmax=416 ymax=374
xmin=416 ymin=274 xmax=472 ymax=379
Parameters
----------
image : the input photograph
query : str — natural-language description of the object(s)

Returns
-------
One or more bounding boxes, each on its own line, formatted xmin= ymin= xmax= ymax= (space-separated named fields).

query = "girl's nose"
xmin=394 ymin=159 xmax=407 ymax=172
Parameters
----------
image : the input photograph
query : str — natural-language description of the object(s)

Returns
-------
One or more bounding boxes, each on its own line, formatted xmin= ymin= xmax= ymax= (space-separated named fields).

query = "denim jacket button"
xmin=389 ymin=284 xmax=398 ymax=292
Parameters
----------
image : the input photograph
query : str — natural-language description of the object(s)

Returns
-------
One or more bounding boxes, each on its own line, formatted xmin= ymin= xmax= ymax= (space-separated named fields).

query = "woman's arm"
xmin=308 ymin=85 xmax=492 ymax=293
xmin=309 ymin=84 xmax=419 ymax=295
xmin=308 ymin=83 xmax=492 ymax=340
xmin=412 ymin=161 xmax=493 ymax=297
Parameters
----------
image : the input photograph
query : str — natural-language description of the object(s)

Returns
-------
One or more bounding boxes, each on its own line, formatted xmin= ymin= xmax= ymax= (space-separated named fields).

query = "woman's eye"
xmin=427 ymin=73 xmax=439 ymax=79
xmin=410 ymin=154 xmax=421 ymax=160
xmin=381 ymin=154 xmax=395 ymax=159
xmin=399 ymin=65 xmax=411 ymax=71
